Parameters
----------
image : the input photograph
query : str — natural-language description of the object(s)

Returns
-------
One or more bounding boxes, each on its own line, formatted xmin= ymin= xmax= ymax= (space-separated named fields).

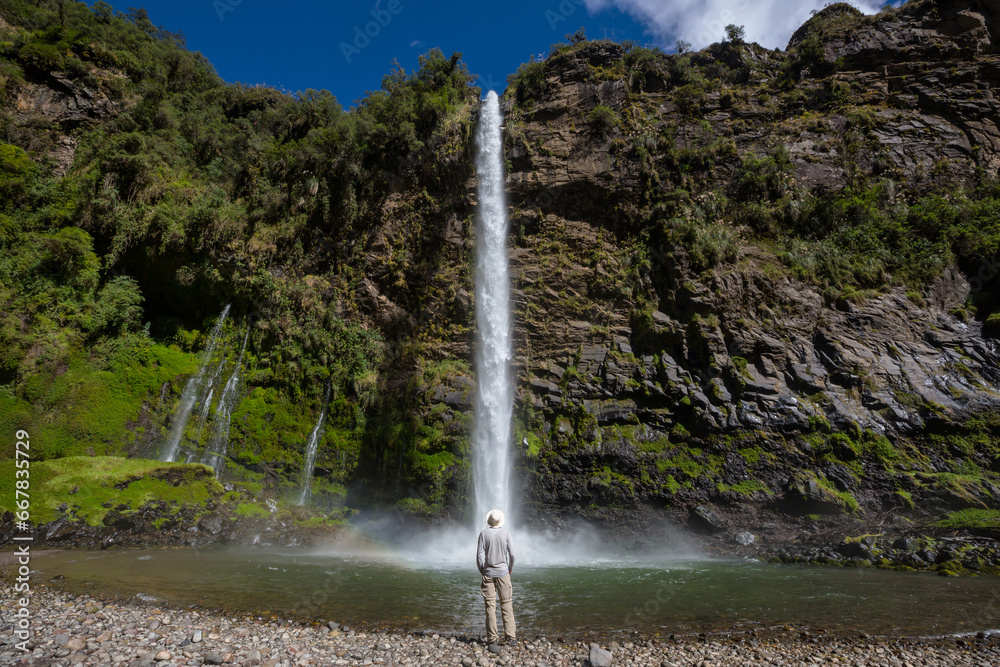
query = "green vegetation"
xmin=586 ymin=105 xmax=619 ymax=138
xmin=717 ymin=480 xmax=771 ymax=496
xmin=929 ymin=509 xmax=1000 ymax=530
xmin=809 ymin=474 xmax=859 ymax=513
xmin=731 ymin=356 xmax=751 ymax=379
xmin=507 ymin=59 xmax=546 ymax=107
xmin=0 ymin=0 xmax=480 ymax=504
xmin=3 ymin=0 xmax=1000 ymax=526
xmin=737 ymin=446 xmax=766 ymax=465
xmin=0 ymin=338 xmax=197 ymax=460
xmin=0 ymin=456 xmax=222 ymax=525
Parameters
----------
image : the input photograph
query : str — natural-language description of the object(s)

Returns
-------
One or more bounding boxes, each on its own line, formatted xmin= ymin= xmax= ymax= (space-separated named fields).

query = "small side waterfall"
xmin=203 ymin=328 xmax=249 ymax=475
xmin=197 ymin=355 xmax=230 ymax=425
xmin=161 ymin=304 xmax=231 ymax=462
xmin=197 ymin=387 xmax=215 ymax=424
xmin=297 ymin=384 xmax=331 ymax=506
xmin=471 ymin=91 xmax=514 ymax=526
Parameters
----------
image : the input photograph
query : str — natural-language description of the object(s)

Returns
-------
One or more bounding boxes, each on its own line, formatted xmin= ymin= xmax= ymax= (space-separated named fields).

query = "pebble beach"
xmin=2 ymin=582 xmax=999 ymax=667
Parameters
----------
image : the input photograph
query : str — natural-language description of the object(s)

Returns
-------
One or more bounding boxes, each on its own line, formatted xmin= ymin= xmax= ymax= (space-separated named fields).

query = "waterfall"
xmin=197 ymin=355 xmax=229 ymax=425
xmin=198 ymin=387 xmax=214 ymax=424
xmin=297 ymin=384 xmax=332 ymax=506
xmin=203 ymin=328 xmax=249 ymax=475
xmin=472 ymin=91 xmax=514 ymax=527
xmin=161 ymin=304 xmax=231 ymax=462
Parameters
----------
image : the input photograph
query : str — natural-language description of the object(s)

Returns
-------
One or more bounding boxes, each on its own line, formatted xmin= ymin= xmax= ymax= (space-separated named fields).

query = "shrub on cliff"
xmin=507 ymin=59 xmax=546 ymax=108
xmin=587 ymin=105 xmax=618 ymax=139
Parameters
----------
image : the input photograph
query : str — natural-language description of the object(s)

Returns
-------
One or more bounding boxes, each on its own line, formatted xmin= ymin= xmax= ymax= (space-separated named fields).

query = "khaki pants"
xmin=480 ymin=573 xmax=515 ymax=642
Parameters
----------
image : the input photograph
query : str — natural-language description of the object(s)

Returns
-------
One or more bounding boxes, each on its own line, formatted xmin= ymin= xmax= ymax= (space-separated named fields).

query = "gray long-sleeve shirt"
xmin=476 ymin=527 xmax=515 ymax=577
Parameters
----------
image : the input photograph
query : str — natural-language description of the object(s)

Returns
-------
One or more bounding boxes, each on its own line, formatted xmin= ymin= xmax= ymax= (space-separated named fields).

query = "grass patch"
xmin=0 ymin=342 xmax=199 ymax=461
xmin=0 ymin=456 xmax=222 ymax=526
xmin=657 ymin=453 xmax=704 ymax=478
xmin=929 ymin=509 xmax=1000 ymax=530
xmin=661 ymin=475 xmax=681 ymax=495
xmin=523 ymin=433 xmax=543 ymax=458
xmin=717 ymin=480 xmax=772 ymax=496
xmin=731 ymin=356 xmax=752 ymax=379
xmin=894 ymin=489 xmax=915 ymax=510
xmin=235 ymin=502 xmax=272 ymax=519
xmin=638 ymin=435 xmax=671 ymax=454
xmin=591 ymin=465 xmax=635 ymax=492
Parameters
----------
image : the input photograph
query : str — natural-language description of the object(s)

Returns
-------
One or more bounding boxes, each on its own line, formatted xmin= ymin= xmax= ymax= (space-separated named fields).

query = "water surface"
xmin=30 ymin=548 xmax=1000 ymax=639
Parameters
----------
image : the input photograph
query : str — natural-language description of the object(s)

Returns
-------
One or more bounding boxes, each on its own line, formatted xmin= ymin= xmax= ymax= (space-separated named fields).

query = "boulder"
xmin=203 ymin=651 xmax=224 ymax=664
xmin=782 ymin=475 xmax=852 ymax=515
xmin=198 ymin=513 xmax=224 ymax=536
xmin=44 ymin=518 xmax=77 ymax=541
xmin=63 ymin=637 xmax=86 ymax=652
xmin=589 ymin=643 xmax=614 ymax=667
xmin=688 ymin=505 xmax=726 ymax=535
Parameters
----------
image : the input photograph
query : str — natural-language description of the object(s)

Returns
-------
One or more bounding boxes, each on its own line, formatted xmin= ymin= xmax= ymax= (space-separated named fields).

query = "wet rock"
xmin=198 ymin=513 xmax=224 ymax=536
xmin=44 ymin=518 xmax=77 ymax=541
xmin=838 ymin=539 xmax=873 ymax=560
xmin=783 ymin=475 xmax=852 ymax=515
xmin=529 ymin=377 xmax=562 ymax=396
xmin=688 ymin=506 xmax=726 ymax=535
xmin=102 ymin=510 xmax=136 ymax=530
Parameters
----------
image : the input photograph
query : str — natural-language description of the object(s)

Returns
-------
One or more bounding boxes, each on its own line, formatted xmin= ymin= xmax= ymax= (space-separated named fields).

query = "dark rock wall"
xmin=485 ymin=0 xmax=1000 ymax=528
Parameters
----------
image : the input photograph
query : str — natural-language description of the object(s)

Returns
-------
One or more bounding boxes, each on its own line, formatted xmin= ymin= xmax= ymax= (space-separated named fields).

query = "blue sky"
xmin=83 ymin=1 xmax=903 ymax=107
xmin=83 ymin=0 xmax=652 ymax=106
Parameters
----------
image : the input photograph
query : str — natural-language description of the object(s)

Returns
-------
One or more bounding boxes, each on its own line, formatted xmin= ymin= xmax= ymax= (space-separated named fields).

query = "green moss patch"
xmin=717 ymin=480 xmax=772 ymax=496
xmin=0 ymin=456 xmax=222 ymax=526
xmin=929 ymin=509 xmax=1000 ymax=530
xmin=0 ymin=341 xmax=198 ymax=461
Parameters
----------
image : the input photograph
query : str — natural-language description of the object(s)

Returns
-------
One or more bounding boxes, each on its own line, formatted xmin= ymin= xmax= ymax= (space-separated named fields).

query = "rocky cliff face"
xmin=3 ymin=12 xmax=121 ymax=176
xmin=465 ymin=0 xmax=1000 ymax=535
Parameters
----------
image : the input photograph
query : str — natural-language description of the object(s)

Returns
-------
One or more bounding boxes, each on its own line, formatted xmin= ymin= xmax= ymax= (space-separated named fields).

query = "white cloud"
xmin=582 ymin=0 xmax=893 ymax=51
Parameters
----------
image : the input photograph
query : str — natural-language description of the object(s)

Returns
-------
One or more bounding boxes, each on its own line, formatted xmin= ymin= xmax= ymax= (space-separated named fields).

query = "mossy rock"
xmin=983 ymin=312 xmax=1000 ymax=338
xmin=936 ymin=560 xmax=964 ymax=573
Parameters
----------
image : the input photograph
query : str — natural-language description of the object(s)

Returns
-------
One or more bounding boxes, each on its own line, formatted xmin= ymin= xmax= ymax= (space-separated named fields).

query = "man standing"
xmin=476 ymin=509 xmax=516 ymax=645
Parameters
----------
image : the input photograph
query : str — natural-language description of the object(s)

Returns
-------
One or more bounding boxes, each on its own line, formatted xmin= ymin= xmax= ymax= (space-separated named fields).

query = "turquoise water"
xmin=29 ymin=547 xmax=1000 ymax=638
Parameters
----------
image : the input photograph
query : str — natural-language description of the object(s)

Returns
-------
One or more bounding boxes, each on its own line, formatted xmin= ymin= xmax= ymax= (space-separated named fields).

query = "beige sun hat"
xmin=486 ymin=509 xmax=505 ymax=528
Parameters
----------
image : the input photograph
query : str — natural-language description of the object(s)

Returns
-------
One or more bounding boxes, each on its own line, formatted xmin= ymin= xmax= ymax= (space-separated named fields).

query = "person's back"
xmin=477 ymin=525 xmax=513 ymax=577
xmin=476 ymin=510 xmax=516 ymax=645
